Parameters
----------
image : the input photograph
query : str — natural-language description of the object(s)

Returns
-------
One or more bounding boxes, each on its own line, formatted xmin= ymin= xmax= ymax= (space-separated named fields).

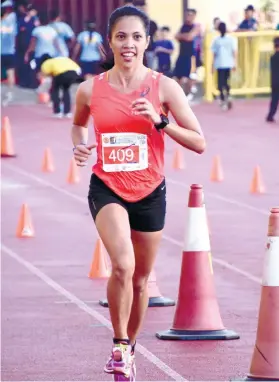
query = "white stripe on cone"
xmin=183 ymin=207 xmax=211 ymax=252
xmin=262 ymin=236 xmax=279 ymax=286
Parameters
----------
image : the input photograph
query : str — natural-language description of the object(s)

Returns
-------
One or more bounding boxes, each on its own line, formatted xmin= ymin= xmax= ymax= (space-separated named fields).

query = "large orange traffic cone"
xmin=67 ymin=157 xmax=80 ymax=184
xmin=250 ymin=166 xmax=265 ymax=194
xmin=147 ymin=269 xmax=175 ymax=307
xmin=89 ymin=238 xmax=110 ymax=279
xmin=42 ymin=147 xmax=55 ymax=173
xmin=156 ymin=184 xmax=239 ymax=340
xmin=99 ymin=268 xmax=175 ymax=308
xmin=210 ymin=155 xmax=224 ymax=182
xmin=241 ymin=207 xmax=279 ymax=381
xmin=16 ymin=204 xmax=35 ymax=238
xmin=1 ymin=116 xmax=16 ymax=158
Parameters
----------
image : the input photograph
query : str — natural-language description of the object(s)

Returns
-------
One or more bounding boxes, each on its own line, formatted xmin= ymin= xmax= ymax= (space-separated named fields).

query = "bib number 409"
xmin=104 ymin=146 xmax=139 ymax=165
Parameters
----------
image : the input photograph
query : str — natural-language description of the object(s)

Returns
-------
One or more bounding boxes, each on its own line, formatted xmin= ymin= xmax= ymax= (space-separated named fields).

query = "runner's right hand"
xmin=73 ymin=143 xmax=97 ymax=167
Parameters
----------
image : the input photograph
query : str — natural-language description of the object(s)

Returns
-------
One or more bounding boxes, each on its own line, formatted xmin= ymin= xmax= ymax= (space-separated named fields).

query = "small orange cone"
xmin=156 ymin=184 xmax=239 ymax=341
xmin=1 ymin=116 xmax=16 ymax=158
xmin=38 ymin=92 xmax=50 ymax=104
xmin=42 ymin=147 xmax=55 ymax=173
xmin=67 ymin=158 xmax=80 ymax=184
xmin=147 ymin=269 xmax=175 ymax=307
xmin=172 ymin=148 xmax=184 ymax=170
xmin=250 ymin=166 xmax=265 ymax=194
xmin=16 ymin=204 xmax=35 ymax=238
xmin=239 ymin=207 xmax=279 ymax=381
xmin=88 ymin=238 xmax=110 ymax=279
xmin=210 ymin=155 xmax=223 ymax=182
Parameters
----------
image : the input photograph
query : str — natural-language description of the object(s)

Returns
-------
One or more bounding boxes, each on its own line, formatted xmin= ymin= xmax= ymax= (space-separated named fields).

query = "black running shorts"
xmin=88 ymin=173 xmax=166 ymax=232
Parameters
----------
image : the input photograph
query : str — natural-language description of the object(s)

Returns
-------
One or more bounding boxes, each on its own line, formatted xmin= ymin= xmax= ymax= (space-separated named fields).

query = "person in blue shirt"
xmin=48 ymin=10 xmax=75 ymax=58
xmin=24 ymin=11 xmax=60 ymax=72
xmin=16 ymin=2 xmax=39 ymax=88
xmin=154 ymin=26 xmax=174 ymax=77
xmin=212 ymin=22 xmax=238 ymax=110
xmin=236 ymin=5 xmax=258 ymax=31
xmin=1 ymin=0 xmax=17 ymax=106
xmin=72 ymin=20 xmax=105 ymax=79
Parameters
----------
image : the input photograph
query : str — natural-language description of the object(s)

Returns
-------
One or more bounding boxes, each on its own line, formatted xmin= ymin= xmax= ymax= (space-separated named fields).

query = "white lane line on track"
xmin=166 ymin=179 xmax=269 ymax=216
xmin=162 ymin=234 xmax=261 ymax=284
xmin=4 ymin=163 xmax=263 ymax=285
xmin=1 ymin=244 xmax=187 ymax=382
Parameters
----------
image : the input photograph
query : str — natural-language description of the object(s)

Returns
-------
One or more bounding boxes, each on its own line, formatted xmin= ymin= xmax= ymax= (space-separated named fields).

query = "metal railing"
xmin=203 ymin=30 xmax=279 ymax=102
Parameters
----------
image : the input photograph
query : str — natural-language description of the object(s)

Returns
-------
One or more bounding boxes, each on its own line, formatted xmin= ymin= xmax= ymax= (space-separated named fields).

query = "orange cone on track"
xmin=42 ymin=148 xmax=55 ymax=173
xmin=67 ymin=157 xmax=80 ymax=184
xmin=147 ymin=270 xmax=175 ymax=307
xmin=16 ymin=204 xmax=35 ymax=238
xmin=250 ymin=166 xmax=265 ymax=194
xmin=1 ymin=116 xmax=16 ymax=158
xmin=210 ymin=155 xmax=223 ymax=182
xmin=89 ymin=238 xmax=110 ymax=279
xmin=156 ymin=184 xmax=239 ymax=340
xmin=172 ymin=148 xmax=184 ymax=170
xmin=241 ymin=207 xmax=279 ymax=381
xmin=38 ymin=92 xmax=50 ymax=104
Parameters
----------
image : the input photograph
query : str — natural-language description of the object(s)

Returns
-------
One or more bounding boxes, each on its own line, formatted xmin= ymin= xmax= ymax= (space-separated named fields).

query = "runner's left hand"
xmin=131 ymin=98 xmax=161 ymax=124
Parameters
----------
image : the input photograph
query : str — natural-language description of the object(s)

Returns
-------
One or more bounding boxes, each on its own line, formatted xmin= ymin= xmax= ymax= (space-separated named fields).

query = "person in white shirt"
xmin=211 ymin=22 xmax=237 ymax=110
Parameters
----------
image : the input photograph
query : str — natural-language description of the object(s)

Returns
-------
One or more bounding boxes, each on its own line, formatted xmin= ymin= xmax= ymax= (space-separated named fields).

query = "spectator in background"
xmin=173 ymin=9 xmax=200 ymax=95
xmin=134 ymin=0 xmax=158 ymax=69
xmin=154 ymin=26 xmax=174 ymax=76
xmin=123 ymin=0 xmax=134 ymax=5
xmin=72 ymin=20 xmax=105 ymax=80
xmin=211 ymin=22 xmax=237 ymax=111
xmin=266 ymin=37 xmax=279 ymax=122
xmin=236 ymin=5 xmax=258 ymax=31
xmin=49 ymin=10 xmax=75 ymax=57
xmin=213 ymin=17 xmax=220 ymax=31
xmin=39 ymin=54 xmax=82 ymax=118
xmin=1 ymin=0 xmax=17 ymax=106
xmin=24 ymin=11 xmax=60 ymax=72
xmin=16 ymin=1 xmax=39 ymax=88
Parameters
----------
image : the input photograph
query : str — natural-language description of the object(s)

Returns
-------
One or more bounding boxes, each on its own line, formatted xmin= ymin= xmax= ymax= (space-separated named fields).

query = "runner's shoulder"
xmin=76 ymin=78 xmax=94 ymax=99
xmin=158 ymin=74 xmax=183 ymax=104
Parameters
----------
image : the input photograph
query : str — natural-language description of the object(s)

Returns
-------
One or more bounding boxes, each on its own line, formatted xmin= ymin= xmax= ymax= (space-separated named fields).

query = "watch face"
xmin=162 ymin=115 xmax=169 ymax=125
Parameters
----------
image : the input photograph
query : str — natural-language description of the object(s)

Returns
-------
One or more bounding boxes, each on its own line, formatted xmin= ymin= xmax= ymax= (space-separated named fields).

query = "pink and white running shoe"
xmin=104 ymin=343 xmax=134 ymax=378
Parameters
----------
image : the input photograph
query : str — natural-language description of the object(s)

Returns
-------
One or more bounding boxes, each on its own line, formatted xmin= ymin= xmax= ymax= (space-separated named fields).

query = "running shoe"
xmin=104 ymin=343 xmax=133 ymax=377
xmin=113 ymin=354 xmax=136 ymax=381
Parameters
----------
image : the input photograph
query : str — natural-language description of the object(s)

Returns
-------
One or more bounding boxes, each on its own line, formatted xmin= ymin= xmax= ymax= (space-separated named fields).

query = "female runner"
xmin=71 ymin=5 xmax=206 ymax=381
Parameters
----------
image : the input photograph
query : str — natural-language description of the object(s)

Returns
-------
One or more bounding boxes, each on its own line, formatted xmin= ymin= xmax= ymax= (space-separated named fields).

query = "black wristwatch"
xmin=154 ymin=114 xmax=169 ymax=131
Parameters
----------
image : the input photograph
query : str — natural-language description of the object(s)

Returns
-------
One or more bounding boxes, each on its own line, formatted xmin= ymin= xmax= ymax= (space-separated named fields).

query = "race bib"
xmin=102 ymin=133 xmax=148 ymax=172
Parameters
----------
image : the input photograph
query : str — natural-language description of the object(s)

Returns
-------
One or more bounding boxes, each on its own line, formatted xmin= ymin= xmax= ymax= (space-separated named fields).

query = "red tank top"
xmin=90 ymin=70 xmax=165 ymax=202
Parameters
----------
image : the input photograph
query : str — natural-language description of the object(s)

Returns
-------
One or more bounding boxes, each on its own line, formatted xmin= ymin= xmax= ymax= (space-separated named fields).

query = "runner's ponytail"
xmin=100 ymin=54 xmax=115 ymax=71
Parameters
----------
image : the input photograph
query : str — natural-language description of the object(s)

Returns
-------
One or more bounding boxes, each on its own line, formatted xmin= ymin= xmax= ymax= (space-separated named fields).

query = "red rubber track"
xmin=1 ymin=99 xmax=278 ymax=381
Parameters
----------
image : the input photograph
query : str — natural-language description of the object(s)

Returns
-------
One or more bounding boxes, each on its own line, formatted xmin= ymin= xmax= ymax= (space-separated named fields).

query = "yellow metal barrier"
xmin=203 ymin=30 xmax=279 ymax=102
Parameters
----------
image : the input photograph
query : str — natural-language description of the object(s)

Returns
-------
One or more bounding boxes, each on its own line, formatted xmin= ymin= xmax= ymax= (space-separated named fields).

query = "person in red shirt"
xmin=71 ymin=5 xmax=205 ymax=380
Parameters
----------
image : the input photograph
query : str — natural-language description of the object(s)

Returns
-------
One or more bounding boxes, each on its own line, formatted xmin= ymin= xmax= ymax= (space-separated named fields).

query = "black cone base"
xmin=156 ymin=328 xmax=240 ymax=341
xmin=148 ymin=296 xmax=175 ymax=307
xmin=99 ymin=296 xmax=175 ymax=308
xmin=231 ymin=376 xmax=279 ymax=381
xmin=1 ymin=154 xmax=17 ymax=158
